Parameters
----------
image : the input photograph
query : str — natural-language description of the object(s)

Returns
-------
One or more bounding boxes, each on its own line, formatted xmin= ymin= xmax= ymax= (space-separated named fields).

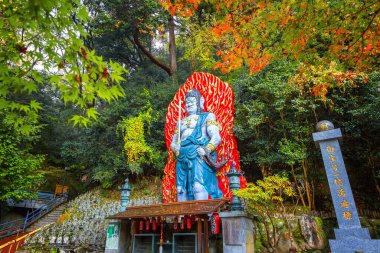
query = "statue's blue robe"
xmin=176 ymin=112 xmax=223 ymax=200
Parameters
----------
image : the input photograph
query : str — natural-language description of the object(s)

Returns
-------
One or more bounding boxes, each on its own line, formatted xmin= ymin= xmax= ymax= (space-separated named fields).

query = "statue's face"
xmin=185 ymin=96 xmax=198 ymax=115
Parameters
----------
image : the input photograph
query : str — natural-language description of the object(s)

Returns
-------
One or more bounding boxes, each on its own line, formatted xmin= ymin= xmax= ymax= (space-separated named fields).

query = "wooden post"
xmin=130 ymin=219 xmax=138 ymax=253
xmin=159 ymin=219 xmax=164 ymax=253
xmin=197 ymin=217 xmax=202 ymax=253
xmin=203 ymin=217 xmax=209 ymax=253
xmin=131 ymin=219 xmax=137 ymax=236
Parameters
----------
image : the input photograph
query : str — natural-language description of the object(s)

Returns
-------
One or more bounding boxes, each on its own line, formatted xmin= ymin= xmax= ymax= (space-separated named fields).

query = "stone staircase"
xmin=26 ymin=203 xmax=67 ymax=232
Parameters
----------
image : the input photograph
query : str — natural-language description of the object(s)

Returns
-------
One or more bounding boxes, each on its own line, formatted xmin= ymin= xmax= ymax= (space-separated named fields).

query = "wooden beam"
xmin=107 ymin=199 xmax=229 ymax=219
xmin=131 ymin=219 xmax=138 ymax=236
xmin=203 ymin=218 xmax=209 ymax=253
xmin=197 ymin=217 xmax=202 ymax=253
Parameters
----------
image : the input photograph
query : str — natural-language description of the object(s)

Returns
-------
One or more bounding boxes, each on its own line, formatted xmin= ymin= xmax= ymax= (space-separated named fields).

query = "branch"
xmin=126 ymin=36 xmax=144 ymax=63
xmin=132 ymin=25 xmax=173 ymax=76
xmin=347 ymin=8 xmax=380 ymax=51
xmin=258 ymin=213 xmax=273 ymax=249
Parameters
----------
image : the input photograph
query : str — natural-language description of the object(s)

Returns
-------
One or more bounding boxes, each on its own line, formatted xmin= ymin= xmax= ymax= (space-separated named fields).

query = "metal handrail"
xmin=0 ymin=219 xmax=24 ymax=238
xmin=6 ymin=192 xmax=55 ymax=207
xmin=35 ymin=192 xmax=55 ymax=201
xmin=0 ymin=195 xmax=67 ymax=239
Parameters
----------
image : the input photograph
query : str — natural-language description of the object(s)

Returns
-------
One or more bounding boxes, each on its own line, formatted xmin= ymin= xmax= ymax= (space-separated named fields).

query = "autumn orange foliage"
xmin=291 ymin=61 xmax=369 ymax=100
xmin=159 ymin=0 xmax=379 ymax=98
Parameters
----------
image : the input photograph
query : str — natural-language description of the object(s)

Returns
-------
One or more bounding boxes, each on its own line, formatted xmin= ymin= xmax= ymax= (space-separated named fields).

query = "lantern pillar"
xmin=227 ymin=163 xmax=244 ymax=211
xmin=219 ymin=211 xmax=254 ymax=253
xmin=120 ymin=178 xmax=132 ymax=212
xmin=219 ymin=164 xmax=254 ymax=253
xmin=105 ymin=178 xmax=132 ymax=253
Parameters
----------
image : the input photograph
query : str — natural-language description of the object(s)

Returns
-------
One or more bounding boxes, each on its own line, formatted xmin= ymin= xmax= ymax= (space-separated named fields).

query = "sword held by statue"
xmin=177 ymin=99 xmax=181 ymax=145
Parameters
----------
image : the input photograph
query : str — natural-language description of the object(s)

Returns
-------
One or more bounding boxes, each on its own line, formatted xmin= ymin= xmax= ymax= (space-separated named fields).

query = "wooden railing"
xmin=0 ymin=224 xmax=52 ymax=253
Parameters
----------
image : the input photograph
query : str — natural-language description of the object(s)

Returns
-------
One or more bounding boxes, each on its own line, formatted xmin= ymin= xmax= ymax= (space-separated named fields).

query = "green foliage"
xmin=234 ymin=61 xmax=314 ymax=168
xmin=0 ymin=0 xmax=127 ymax=135
xmin=84 ymin=0 xmax=178 ymax=75
xmin=178 ymin=14 xmax=218 ymax=72
xmin=0 ymin=124 xmax=44 ymax=201
xmin=234 ymin=61 xmax=380 ymax=210
xmin=20 ymin=244 xmax=58 ymax=253
xmin=130 ymin=176 xmax=162 ymax=199
xmin=236 ymin=174 xmax=296 ymax=217
xmin=291 ymin=224 xmax=304 ymax=245
xmin=118 ymin=104 xmax=160 ymax=174
xmin=36 ymin=73 xmax=176 ymax=189
xmin=2 ymin=0 xmax=376 ymax=213
xmin=236 ymin=174 xmax=297 ymax=251
xmin=92 ymin=150 xmax=126 ymax=188
xmin=314 ymin=216 xmax=326 ymax=242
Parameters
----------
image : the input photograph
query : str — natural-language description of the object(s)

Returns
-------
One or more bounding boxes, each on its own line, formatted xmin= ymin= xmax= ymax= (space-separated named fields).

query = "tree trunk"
xmin=302 ymin=159 xmax=312 ymax=209
xmin=311 ymin=179 xmax=315 ymax=210
xmin=261 ymin=164 xmax=268 ymax=177
xmin=369 ymin=154 xmax=380 ymax=197
xmin=133 ymin=17 xmax=179 ymax=82
xmin=291 ymin=164 xmax=307 ymax=208
xmin=168 ymin=16 xmax=178 ymax=85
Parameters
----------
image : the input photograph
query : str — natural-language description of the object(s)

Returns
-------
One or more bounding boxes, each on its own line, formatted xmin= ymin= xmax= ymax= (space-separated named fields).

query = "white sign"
xmin=105 ymin=222 xmax=120 ymax=250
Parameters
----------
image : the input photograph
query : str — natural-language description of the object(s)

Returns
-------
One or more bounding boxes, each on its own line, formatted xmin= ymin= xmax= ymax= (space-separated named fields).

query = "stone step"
xmin=25 ymin=203 xmax=67 ymax=232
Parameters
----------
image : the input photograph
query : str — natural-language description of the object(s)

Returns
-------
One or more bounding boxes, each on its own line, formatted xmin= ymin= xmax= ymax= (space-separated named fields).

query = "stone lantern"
xmin=227 ymin=162 xmax=244 ymax=211
xmin=120 ymin=178 xmax=131 ymax=212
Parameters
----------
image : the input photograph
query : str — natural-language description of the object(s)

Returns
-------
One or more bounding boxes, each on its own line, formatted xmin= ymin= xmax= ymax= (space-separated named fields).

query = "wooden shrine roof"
xmin=108 ymin=199 xmax=229 ymax=219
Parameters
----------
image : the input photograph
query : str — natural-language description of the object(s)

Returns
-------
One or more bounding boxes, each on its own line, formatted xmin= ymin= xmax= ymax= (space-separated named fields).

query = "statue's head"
xmin=185 ymin=89 xmax=204 ymax=115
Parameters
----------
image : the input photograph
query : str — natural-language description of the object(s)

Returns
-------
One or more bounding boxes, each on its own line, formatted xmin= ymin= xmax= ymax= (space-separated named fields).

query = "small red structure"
xmin=108 ymin=199 xmax=228 ymax=253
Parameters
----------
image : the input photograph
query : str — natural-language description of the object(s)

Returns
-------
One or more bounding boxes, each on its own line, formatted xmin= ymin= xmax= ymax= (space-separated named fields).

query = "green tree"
xmin=177 ymin=13 xmax=218 ymax=73
xmin=236 ymin=175 xmax=297 ymax=251
xmin=84 ymin=0 xmax=180 ymax=83
xmin=0 ymin=123 xmax=44 ymax=201
xmin=0 ymin=0 xmax=128 ymax=200
xmin=234 ymin=61 xmax=380 ymax=210
xmin=39 ymin=73 xmax=177 ymax=189
xmin=0 ymin=0 xmax=127 ymax=134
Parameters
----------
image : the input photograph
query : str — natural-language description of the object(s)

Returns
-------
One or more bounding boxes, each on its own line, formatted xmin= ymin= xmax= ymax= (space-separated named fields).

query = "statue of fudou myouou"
xmin=162 ymin=72 xmax=246 ymax=203
xmin=170 ymin=89 xmax=223 ymax=201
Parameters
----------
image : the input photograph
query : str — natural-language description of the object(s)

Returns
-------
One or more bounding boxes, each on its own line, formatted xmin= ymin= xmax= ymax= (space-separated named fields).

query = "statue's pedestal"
xmin=219 ymin=211 xmax=254 ymax=253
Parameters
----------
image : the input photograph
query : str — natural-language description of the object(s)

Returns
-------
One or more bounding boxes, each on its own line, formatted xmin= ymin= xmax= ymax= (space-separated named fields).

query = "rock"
xmin=299 ymin=215 xmax=325 ymax=249
xmin=276 ymin=232 xmax=299 ymax=253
